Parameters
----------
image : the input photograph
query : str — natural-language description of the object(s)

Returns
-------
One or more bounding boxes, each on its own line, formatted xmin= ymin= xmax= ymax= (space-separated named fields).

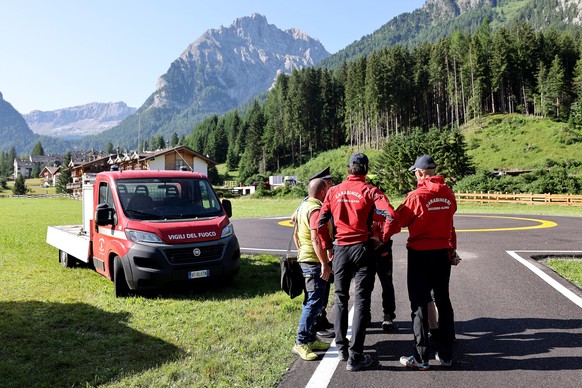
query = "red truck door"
xmin=93 ymin=180 xmax=122 ymax=278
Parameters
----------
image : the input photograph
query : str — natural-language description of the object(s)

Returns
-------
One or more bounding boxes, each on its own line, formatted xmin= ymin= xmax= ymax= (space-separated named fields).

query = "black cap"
xmin=409 ymin=155 xmax=436 ymax=171
xmin=309 ymin=166 xmax=331 ymax=181
xmin=349 ymin=153 xmax=368 ymax=167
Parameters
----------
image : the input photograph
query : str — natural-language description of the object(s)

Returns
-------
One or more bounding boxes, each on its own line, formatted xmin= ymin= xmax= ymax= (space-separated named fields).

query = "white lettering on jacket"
xmin=335 ymin=191 xmax=363 ymax=202
xmin=426 ymin=197 xmax=451 ymax=210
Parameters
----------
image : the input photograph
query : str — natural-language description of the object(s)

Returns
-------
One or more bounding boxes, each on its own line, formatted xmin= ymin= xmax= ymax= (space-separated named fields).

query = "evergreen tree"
xmin=238 ymin=101 xmax=265 ymax=181
xmin=104 ymin=142 xmax=114 ymax=154
xmin=543 ymin=55 xmax=567 ymax=119
xmin=364 ymin=51 xmax=385 ymax=147
xmin=171 ymin=132 xmax=180 ymax=147
xmin=344 ymin=56 xmax=367 ymax=147
xmin=31 ymin=141 xmax=45 ymax=156
xmin=56 ymin=152 xmax=72 ymax=194
xmin=213 ymin=120 xmax=228 ymax=163
xmin=12 ymin=173 xmax=28 ymax=195
xmin=511 ymin=21 xmax=537 ymax=115
xmin=261 ymin=77 xmax=288 ymax=171
xmin=491 ymin=27 xmax=513 ymax=113
xmin=0 ymin=151 xmax=8 ymax=178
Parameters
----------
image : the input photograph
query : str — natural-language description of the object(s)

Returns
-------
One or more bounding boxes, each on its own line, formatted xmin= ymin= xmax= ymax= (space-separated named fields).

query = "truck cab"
xmin=50 ymin=169 xmax=240 ymax=296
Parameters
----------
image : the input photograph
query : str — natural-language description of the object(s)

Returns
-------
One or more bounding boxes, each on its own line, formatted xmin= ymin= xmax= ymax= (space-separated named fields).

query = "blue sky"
xmin=0 ymin=0 xmax=425 ymax=114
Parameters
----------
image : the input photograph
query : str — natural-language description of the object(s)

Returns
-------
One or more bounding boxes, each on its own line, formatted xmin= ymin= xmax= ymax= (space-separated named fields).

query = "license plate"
xmin=188 ymin=270 xmax=209 ymax=279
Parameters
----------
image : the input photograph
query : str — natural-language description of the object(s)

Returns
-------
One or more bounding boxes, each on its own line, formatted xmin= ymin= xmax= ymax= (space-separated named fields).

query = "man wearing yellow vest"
xmin=292 ymin=178 xmax=334 ymax=361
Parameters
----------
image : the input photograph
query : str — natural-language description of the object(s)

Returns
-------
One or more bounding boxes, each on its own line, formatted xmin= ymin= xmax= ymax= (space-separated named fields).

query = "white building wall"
xmin=147 ymin=158 xmax=165 ymax=170
xmin=193 ymin=158 xmax=208 ymax=176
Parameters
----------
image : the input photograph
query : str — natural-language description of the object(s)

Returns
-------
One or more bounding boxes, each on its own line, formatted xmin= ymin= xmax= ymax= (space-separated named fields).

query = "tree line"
xmin=180 ymin=20 xmax=582 ymax=185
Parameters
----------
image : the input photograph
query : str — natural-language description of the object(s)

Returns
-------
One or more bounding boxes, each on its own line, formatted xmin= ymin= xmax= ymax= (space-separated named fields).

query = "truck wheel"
xmin=59 ymin=250 xmax=75 ymax=268
xmin=113 ymin=256 xmax=131 ymax=298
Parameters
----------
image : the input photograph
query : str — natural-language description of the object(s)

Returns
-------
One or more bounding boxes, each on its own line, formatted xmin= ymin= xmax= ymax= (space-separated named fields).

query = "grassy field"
xmin=0 ymin=197 xmax=303 ymax=387
xmin=0 ymin=177 xmax=57 ymax=196
xmin=1 ymin=196 xmax=580 ymax=386
xmin=462 ymin=114 xmax=582 ymax=174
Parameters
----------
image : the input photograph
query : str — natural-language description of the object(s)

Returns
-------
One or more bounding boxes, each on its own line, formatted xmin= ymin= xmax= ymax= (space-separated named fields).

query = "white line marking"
xmin=305 ymin=307 xmax=354 ymax=388
xmin=507 ymin=250 xmax=582 ymax=309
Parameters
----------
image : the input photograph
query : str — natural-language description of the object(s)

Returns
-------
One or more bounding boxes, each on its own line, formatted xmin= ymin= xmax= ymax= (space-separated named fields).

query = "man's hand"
xmin=327 ymin=248 xmax=334 ymax=263
xmin=321 ymin=262 xmax=332 ymax=281
xmin=449 ymin=249 xmax=462 ymax=265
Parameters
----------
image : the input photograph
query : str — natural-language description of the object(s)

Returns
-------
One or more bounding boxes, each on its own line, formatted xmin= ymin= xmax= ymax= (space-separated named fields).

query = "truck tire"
xmin=113 ymin=256 xmax=131 ymax=298
xmin=59 ymin=250 xmax=75 ymax=268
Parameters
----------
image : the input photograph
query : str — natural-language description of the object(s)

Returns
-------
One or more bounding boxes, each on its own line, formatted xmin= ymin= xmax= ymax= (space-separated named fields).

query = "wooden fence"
xmin=455 ymin=192 xmax=582 ymax=206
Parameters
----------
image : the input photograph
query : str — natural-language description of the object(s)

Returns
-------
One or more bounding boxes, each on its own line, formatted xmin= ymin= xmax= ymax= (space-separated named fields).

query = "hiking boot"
xmin=399 ymin=355 xmax=429 ymax=371
xmin=292 ymin=344 xmax=317 ymax=361
xmin=382 ymin=318 xmax=398 ymax=332
xmin=308 ymin=340 xmax=331 ymax=351
xmin=435 ymin=353 xmax=452 ymax=367
xmin=346 ymin=354 xmax=373 ymax=371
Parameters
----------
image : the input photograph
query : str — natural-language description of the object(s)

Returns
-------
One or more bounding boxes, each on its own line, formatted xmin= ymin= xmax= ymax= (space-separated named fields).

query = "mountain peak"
xmin=232 ymin=12 xmax=268 ymax=27
xmin=150 ymin=13 xmax=330 ymax=111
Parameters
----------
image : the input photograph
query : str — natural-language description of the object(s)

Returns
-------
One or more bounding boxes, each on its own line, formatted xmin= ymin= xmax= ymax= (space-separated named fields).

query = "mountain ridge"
xmin=24 ymin=102 xmax=136 ymax=140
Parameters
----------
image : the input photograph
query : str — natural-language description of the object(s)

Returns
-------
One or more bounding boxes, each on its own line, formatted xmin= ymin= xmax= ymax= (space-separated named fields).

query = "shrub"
xmin=455 ymin=168 xmax=582 ymax=194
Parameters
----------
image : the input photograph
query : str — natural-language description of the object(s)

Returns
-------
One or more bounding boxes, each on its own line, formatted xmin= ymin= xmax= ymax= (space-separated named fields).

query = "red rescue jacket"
xmin=317 ymin=175 xmax=398 ymax=248
xmin=395 ymin=175 xmax=457 ymax=251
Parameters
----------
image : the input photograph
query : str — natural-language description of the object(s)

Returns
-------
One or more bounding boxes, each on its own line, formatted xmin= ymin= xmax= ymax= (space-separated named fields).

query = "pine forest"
xmin=182 ymin=21 xmax=582 ymax=187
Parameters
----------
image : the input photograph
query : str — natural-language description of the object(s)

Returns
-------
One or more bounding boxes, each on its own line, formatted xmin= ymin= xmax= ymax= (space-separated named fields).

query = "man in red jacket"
xmin=317 ymin=153 xmax=398 ymax=371
xmin=396 ymin=155 xmax=458 ymax=371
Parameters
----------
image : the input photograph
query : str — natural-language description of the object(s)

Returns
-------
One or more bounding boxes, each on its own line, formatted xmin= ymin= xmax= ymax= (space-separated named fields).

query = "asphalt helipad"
xmin=231 ymin=214 xmax=582 ymax=388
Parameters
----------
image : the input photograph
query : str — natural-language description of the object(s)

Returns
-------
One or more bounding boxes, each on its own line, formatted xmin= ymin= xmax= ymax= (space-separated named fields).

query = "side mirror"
xmin=95 ymin=203 xmax=116 ymax=226
xmin=222 ymin=199 xmax=232 ymax=218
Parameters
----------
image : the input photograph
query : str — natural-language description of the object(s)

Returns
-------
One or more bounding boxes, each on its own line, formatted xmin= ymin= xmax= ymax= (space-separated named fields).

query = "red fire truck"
xmin=46 ymin=169 xmax=240 ymax=296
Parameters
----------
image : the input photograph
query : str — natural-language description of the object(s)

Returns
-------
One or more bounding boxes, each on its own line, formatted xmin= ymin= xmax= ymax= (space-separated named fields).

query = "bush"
xmin=455 ymin=168 xmax=582 ymax=194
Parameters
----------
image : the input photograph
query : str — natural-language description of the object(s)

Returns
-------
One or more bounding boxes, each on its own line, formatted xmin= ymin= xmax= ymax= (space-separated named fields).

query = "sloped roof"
xmin=140 ymin=145 xmax=216 ymax=165
xmin=15 ymin=158 xmax=34 ymax=168
xmin=41 ymin=166 xmax=61 ymax=175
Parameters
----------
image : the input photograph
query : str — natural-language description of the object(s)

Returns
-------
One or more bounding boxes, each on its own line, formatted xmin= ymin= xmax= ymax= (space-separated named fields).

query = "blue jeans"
xmin=296 ymin=262 xmax=326 ymax=345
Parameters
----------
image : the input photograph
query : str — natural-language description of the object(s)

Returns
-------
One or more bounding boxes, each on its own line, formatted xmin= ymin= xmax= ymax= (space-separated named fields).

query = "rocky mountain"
xmin=24 ymin=102 xmax=136 ymax=140
xmin=89 ymin=13 xmax=330 ymax=150
xmin=152 ymin=13 xmax=329 ymax=111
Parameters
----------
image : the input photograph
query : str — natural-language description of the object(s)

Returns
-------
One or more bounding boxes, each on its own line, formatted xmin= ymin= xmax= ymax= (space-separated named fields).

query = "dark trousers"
xmin=407 ymin=248 xmax=454 ymax=362
xmin=375 ymin=240 xmax=395 ymax=320
xmin=333 ymin=241 xmax=376 ymax=360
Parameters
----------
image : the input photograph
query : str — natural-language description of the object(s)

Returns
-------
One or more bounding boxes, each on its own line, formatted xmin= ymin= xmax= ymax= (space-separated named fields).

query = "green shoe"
xmin=293 ymin=344 xmax=317 ymax=361
xmin=309 ymin=340 xmax=331 ymax=351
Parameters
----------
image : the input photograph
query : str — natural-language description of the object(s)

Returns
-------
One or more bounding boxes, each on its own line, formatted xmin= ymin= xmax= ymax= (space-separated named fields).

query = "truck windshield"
xmin=117 ymin=178 xmax=224 ymax=220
